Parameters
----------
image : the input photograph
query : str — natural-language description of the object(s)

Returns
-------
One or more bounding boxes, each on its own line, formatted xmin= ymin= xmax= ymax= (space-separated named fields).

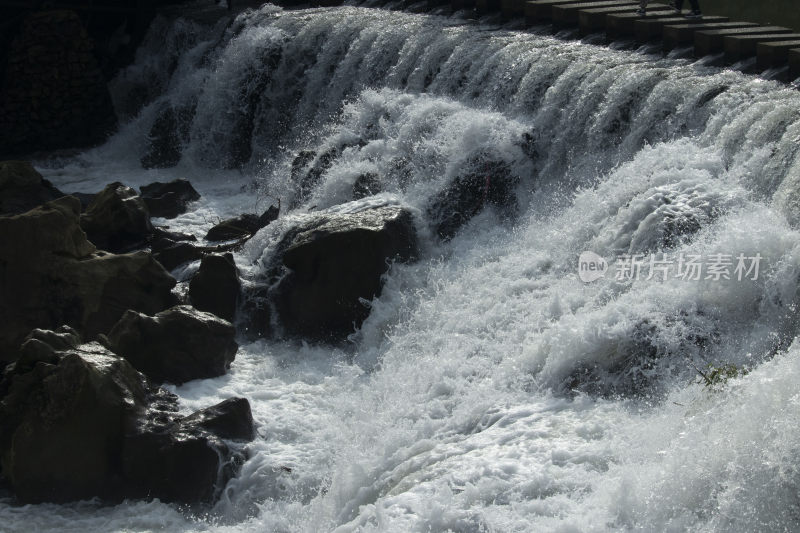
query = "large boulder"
xmin=205 ymin=205 xmax=279 ymax=242
xmin=427 ymin=157 xmax=518 ymax=240
xmin=0 ymin=328 xmax=254 ymax=504
xmin=0 ymin=161 xmax=64 ymax=215
xmin=267 ymin=204 xmax=418 ymax=341
xmin=80 ymin=182 xmax=153 ymax=252
xmin=0 ymin=330 xmax=149 ymax=503
xmin=189 ymin=253 xmax=241 ymax=322
xmin=105 ymin=305 xmax=237 ymax=385
xmin=139 ymin=178 xmax=200 ymax=219
xmin=0 ymin=196 xmax=176 ymax=362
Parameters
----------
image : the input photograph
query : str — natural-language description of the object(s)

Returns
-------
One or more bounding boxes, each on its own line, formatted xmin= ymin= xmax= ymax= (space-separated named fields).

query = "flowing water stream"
xmin=4 ymin=4 xmax=800 ymax=531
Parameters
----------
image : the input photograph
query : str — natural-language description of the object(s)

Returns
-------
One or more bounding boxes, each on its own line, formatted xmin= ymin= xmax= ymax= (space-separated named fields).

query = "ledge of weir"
xmin=157 ymin=0 xmax=800 ymax=87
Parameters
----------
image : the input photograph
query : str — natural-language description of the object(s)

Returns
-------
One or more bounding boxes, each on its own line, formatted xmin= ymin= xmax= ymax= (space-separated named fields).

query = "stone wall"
xmin=0 ymin=10 xmax=117 ymax=156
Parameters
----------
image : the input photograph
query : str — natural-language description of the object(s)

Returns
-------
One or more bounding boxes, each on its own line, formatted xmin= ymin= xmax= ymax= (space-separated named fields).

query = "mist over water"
xmin=8 ymin=4 xmax=800 ymax=531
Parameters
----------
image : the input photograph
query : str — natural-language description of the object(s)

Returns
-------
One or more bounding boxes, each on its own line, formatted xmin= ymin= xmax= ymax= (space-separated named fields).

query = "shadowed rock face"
xmin=0 ymin=160 xmax=64 ymax=215
xmin=105 ymin=305 xmax=238 ymax=385
xmin=189 ymin=253 xmax=242 ymax=322
xmin=267 ymin=204 xmax=418 ymax=341
xmin=80 ymin=182 xmax=154 ymax=253
xmin=0 ymin=327 xmax=254 ymax=504
xmin=0 ymin=196 xmax=176 ymax=362
xmin=139 ymin=178 xmax=201 ymax=218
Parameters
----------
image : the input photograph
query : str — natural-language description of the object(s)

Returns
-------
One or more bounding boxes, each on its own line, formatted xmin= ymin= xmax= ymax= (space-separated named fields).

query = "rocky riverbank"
xmin=0 ymin=158 xmax=420 ymax=505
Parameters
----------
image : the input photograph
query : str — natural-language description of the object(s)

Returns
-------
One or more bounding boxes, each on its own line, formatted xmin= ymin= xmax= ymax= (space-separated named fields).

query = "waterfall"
xmin=7 ymin=4 xmax=800 ymax=532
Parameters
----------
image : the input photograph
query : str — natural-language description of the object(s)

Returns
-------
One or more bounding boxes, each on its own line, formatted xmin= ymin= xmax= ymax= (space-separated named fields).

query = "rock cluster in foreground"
xmin=0 ymin=327 xmax=253 ymax=504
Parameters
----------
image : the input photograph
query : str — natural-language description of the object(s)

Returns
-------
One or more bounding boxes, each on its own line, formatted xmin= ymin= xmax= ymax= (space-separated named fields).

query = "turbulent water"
xmin=5 ymin=3 xmax=800 ymax=531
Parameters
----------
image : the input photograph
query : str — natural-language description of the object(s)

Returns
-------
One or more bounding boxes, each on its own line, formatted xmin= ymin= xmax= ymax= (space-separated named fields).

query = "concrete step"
xmin=524 ymin=0 xmax=583 ymax=24
xmin=694 ymin=25 xmax=791 ymax=57
xmin=606 ymin=10 xmax=695 ymax=41
xmin=579 ymin=3 xmax=670 ymax=36
xmin=724 ymin=32 xmax=800 ymax=63
xmin=552 ymin=1 xmax=635 ymax=27
xmin=757 ymin=40 xmax=800 ymax=71
xmin=790 ymin=49 xmax=800 ymax=80
xmin=633 ymin=15 xmax=728 ymax=42
xmin=663 ymin=21 xmax=758 ymax=51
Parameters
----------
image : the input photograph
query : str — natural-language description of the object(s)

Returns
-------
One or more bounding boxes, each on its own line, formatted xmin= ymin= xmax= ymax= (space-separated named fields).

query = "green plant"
xmin=691 ymin=361 xmax=748 ymax=389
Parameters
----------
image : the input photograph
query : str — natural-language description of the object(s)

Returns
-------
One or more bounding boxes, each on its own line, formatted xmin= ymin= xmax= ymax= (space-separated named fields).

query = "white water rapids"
xmin=4 ymin=3 xmax=800 ymax=531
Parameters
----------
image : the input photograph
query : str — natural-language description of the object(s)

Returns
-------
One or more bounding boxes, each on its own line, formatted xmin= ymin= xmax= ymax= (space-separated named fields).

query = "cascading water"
xmin=5 ymin=3 xmax=800 ymax=531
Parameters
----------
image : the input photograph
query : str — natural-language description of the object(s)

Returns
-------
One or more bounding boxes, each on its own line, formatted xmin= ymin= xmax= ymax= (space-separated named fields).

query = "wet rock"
xmin=152 ymin=239 xmax=204 ymax=271
xmin=180 ymin=397 xmax=255 ymax=441
xmin=0 ymin=330 xmax=253 ymax=504
xmin=0 ymin=161 xmax=64 ymax=215
xmin=139 ymin=178 xmax=200 ymax=218
xmin=80 ymin=182 xmax=153 ymax=252
xmin=352 ymin=172 xmax=381 ymax=200
xmin=427 ymin=157 xmax=518 ymax=240
xmin=291 ymin=147 xmax=338 ymax=206
xmin=0 ymin=337 xmax=149 ymax=503
xmin=0 ymin=196 xmax=176 ymax=361
xmin=189 ymin=253 xmax=241 ymax=322
xmin=269 ymin=204 xmax=418 ymax=341
xmin=105 ymin=305 xmax=237 ymax=385
xmin=205 ymin=205 xmax=279 ymax=242
xmin=240 ymin=287 xmax=273 ymax=341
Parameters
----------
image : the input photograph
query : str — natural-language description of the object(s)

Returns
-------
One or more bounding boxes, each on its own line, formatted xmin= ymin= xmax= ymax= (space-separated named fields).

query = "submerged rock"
xmin=105 ymin=305 xmax=238 ymax=385
xmin=427 ymin=157 xmax=518 ymax=240
xmin=0 ymin=196 xmax=176 ymax=361
xmin=0 ymin=161 xmax=64 ymax=216
xmin=0 ymin=329 xmax=254 ymax=504
xmin=205 ymin=205 xmax=279 ymax=242
xmin=189 ymin=253 xmax=241 ymax=322
xmin=268 ymin=204 xmax=418 ymax=341
xmin=80 ymin=182 xmax=153 ymax=252
xmin=139 ymin=178 xmax=201 ymax=219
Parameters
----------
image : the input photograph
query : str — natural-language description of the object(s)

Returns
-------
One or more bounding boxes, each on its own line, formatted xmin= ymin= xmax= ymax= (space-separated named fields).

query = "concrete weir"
xmin=724 ymin=33 xmax=800 ymax=63
xmin=694 ymin=26 xmax=792 ymax=57
xmin=445 ymin=0 xmax=800 ymax=82
xmin=662 ymin=21 xmax=758 ymax=51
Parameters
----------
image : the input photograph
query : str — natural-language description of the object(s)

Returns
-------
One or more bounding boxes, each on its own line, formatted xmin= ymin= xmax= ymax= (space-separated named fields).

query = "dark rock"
xmin=0 ymin=161 xmax=64 ymax=215
xmin=240 ymin=286 xmax=273 ymax=341
xmin=105 ymin=305 xmax=237 ymax=385
xmin=427 ymin=157 xmax=518 ymax=241
xmin=139 ymin=178 xmax=200 ymax=219
xmin=80 ymin=182 xmax=153 ymax=252
xmin=152 ymin=239 xmax=203 ymax=271
xmin=180 ymin=397 xmax=255 ymax=441
xmin=69 ymin=191 xmax=98 ymax=211
xmin=151 ymin=226 xmax=197 ymax=244
xmin=353 ymin=172 xmax=381 ymax=200
xmin=270 ymin=204 xmax=418 ymax=341
xmin=189 ymin=253 xmax=241 ymax=322
xmin=0 ymin=196 xmax=176 ymax=361
xmin=0 ymin=339 xmax=149 ymax=503
xmin=0 ymin=330 xmax=253 ymax=504
xmin=205 ymin=205 xmax=279 ymax=242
